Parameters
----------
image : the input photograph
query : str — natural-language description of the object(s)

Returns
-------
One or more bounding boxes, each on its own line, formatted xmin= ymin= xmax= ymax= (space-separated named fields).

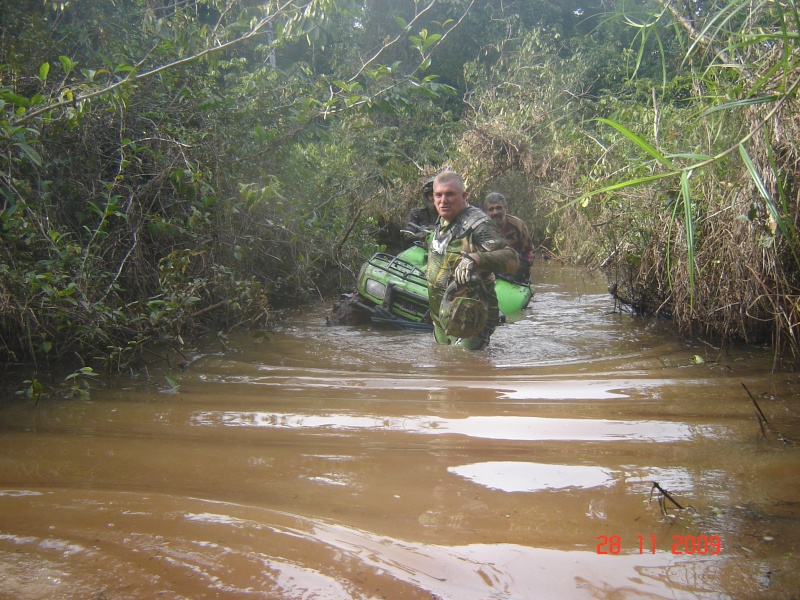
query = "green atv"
xmin=328 ymin=243 xmax=533 ymax=329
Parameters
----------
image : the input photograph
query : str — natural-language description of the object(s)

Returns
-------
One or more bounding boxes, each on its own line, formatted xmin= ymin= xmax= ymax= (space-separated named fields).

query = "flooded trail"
xmin=1 ymin=264 xmax=799 ymax=599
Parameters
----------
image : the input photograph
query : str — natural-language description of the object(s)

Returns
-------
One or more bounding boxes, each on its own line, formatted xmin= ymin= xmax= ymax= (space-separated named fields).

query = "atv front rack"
xmin=357 ymin=252 xmax=431 ymax=324
xmin=367 ymin=252 xmax=428 ymax=286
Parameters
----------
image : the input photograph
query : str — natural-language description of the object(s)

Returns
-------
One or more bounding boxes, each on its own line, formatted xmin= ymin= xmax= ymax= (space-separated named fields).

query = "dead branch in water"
xmin=741 ymin=383 xmax=794 ymax=445
xmin=741 ymin=382 xmax=769 ymax=436
xmin=650 ymin=482 xmax=684 ymax=517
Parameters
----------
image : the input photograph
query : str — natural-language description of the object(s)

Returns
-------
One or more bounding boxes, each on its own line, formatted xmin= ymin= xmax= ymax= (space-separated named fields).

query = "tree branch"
xmin=12 ymin=0 xmax=297 ymax=126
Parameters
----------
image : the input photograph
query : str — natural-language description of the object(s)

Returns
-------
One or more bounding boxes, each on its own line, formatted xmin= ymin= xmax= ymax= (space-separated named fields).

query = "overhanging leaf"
xmin=701 ymin=95 xmax=782 ymax=116
xmin=15 ymin=142 xmax=42 ymax=166
xmin=596 ymin=117 xmax=675 ymax=169
xmin=59 ymin=55 xmax=74 ymax=76
xmin=550 ymin=171 xmax=680 ymax=214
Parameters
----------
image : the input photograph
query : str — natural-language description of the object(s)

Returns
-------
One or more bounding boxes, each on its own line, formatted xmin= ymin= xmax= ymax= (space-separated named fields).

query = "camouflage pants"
xmin=428 ymin=284 xmax=499 ymax=350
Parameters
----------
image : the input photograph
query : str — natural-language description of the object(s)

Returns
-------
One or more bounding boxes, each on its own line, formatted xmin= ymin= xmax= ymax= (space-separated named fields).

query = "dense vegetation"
xmin=2 ymin=0 xmax=800 ymax=381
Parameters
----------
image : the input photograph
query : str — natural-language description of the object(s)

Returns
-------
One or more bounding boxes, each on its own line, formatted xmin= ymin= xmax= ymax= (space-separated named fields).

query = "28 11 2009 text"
xmin=596 ymin=534 xmax=722 ymax=555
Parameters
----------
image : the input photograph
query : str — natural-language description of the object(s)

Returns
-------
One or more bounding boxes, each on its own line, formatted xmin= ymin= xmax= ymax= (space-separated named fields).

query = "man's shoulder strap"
xmin=453 ymin=206 xmax=490 ymax=237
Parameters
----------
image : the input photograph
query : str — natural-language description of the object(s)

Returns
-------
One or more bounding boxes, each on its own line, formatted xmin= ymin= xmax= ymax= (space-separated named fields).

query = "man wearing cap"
xmin=484 ymin=192 xmax=534 ymax=282
xmin=427 ymin=172 xmax=518 ymax=349
xmin=402 ymin=178 xmax=439 ymax=246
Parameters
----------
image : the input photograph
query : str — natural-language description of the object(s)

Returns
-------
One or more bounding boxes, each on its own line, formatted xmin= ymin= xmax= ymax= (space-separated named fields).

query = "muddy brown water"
xmin=1 ymin=264 xmax=799 ymax=599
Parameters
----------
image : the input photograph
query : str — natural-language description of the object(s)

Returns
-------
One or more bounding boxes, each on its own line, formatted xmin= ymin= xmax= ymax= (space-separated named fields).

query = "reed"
xmin=573 ymin=0 xmax=800 ymax=357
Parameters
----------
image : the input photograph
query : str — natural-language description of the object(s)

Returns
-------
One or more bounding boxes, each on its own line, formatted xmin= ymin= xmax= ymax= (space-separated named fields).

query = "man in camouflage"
xmin=484 ymin=192 xmax=534 ymax=282
xmin=402 ymin=178 xmax=438 ymax=246
xmin=427 ymin=172 xmax=519 ymax=349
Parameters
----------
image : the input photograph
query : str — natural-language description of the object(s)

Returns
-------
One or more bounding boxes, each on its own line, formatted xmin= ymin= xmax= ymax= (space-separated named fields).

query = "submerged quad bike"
xmin=328 ymin=244 xmax=533 ymax=329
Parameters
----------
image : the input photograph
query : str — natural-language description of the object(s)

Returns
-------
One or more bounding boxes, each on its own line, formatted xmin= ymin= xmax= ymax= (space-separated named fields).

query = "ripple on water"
xmin=0 ymin=489 xmax=739 ymax=600
xmin=1 ymin=266 xmax=797 ymax=599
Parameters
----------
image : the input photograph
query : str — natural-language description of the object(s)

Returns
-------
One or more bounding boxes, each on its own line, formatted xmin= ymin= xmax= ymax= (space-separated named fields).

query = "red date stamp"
xmin=596 ymin=534 xmax=722 ymax=555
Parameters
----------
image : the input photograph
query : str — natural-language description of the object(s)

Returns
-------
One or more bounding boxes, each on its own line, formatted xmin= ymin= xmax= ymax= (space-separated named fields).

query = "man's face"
xmin=485 ymin=202 xmax=507 ymax=225
xmin=433 ymin=179 xmax=468 ymax=222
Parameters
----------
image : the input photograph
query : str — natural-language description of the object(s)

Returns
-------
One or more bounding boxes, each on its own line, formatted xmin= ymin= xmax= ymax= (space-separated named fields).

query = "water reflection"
xmin=449 ymin=462 xmax=616 ymax=492
xmin=198 ymin=372 xmax=674 ymax=400
xmin=190 ymin=410 xmax=700 ymax=442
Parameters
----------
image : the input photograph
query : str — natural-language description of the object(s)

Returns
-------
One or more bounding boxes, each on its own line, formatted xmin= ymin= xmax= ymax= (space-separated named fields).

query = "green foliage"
xmin=64 ymin=366 xmax=99 ymax=400
xmin=560 ymin=0 xmax=800 ymax=351
xmin=0 ymin=0 xmax=469 ymax=373
xmin=4 ymin=0 xmax=800 ymax=369
xmin=17 ymin=376 xmax=44 ymax=402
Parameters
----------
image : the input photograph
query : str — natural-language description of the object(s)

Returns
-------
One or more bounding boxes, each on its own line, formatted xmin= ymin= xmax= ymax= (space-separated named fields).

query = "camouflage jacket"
xmin=426 ymin=206 xmax=519 ymax=290
xmin=406 ymin=204 xmax=439 ymax=230
xmin=500 ymin=214 xmax=534 ymax=263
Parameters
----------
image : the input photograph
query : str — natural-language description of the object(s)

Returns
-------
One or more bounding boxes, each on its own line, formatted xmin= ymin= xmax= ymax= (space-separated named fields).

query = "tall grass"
xmin=562 ymin=0 xmax=800 ymax=356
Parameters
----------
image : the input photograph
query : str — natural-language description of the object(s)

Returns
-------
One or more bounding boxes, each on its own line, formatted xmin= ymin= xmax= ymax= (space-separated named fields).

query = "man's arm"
xmin=469 ymin=221 xmax=519 ymax=276
xmin=519 ymin=221 xmax=535 ymax=263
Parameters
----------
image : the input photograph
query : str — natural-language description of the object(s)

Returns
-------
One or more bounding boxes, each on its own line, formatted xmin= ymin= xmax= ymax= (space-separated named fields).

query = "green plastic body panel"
xmin=495 ymin=277 xmax=533 ymax=315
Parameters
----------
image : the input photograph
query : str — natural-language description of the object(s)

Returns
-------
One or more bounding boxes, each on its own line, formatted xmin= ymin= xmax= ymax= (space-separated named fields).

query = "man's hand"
xmin=401 ymin=223 xmax=431 ymax=241
xmin=454 ymin=253 xmax=476 ymax=284
xmin=401 ymin=229 xmax=428 ymax=241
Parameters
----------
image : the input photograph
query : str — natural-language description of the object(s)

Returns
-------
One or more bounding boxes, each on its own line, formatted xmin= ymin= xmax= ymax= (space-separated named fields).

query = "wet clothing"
xmin=426 ymin=206 xmax=519 ymax=349
xmin=499 ymin=215 xmax=534 ymax=282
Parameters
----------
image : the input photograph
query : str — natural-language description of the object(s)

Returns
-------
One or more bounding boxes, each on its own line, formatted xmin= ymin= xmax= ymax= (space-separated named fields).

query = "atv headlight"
xmin=364 ymin=279 xmax=386 ymax=300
